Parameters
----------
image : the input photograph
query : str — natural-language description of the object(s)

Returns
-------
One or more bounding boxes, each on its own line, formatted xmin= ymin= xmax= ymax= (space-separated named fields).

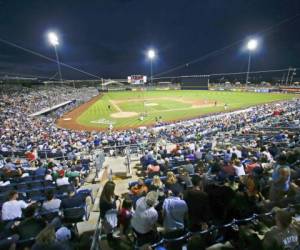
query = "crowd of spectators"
xmin=0 ymin=84 xmax=300 ymax=249
xmin=99 ymin=99 xmax=300 ymax=249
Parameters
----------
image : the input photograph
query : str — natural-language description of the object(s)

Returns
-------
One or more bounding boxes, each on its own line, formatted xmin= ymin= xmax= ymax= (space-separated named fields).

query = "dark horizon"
xmin=0 ymin=0 xmax=300 ymax=80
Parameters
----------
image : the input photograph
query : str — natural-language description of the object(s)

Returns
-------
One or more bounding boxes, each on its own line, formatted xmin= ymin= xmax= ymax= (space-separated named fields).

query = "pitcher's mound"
xmin=111 ymin=112 xmax=138 ymax=118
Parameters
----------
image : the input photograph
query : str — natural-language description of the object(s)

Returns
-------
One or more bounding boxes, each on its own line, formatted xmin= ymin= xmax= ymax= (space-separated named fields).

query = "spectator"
xmin=99 ymin=181 xmax=119 ymax=240
xmin=42 ymin=190 xmax=61 ymax=213
xmin=60 ymin=189 xmax=85 ymax=209
xmin=224 ymin=149 xmax=232 ymax=163
xmin=130 ymin=178 xmax=148 ymax=197
xmin=99 ymin=181 xmax=118 ymax=219
xmin=4 ymin=158 xmax=16 ymax=171
xmin=131 ymin=191 xmax=159 ymax=246
xmin=32 ymin=224 xmax=71 ymax=250
xmin=232 ymin=146 xmax=242 ymax=159
xmin=16 ymin=205 xmax=46 ymax=241
xmin=233 ymin=159 xmax=246 ymax=177
xmin=165 ymin=171 xmax=184 ymax=195
xmin=245 ymin=157 xmax=260 ymax=174
xmin=177 ymin=168 xmax=193 ymax=188
xmin=221 ymin=161 xmax=235 ymax=178
xmin=35 ymin=162 xmax=47 ymax=176
xmin=25 ymin=150 xmax=36 ymax=162
xmin=162 ymin=189 xmax=188 ymax=233
xmin=2 ymin=190 xmax=31 ymax=221
xmin=147 ymin=161 xmax=160 ymax=177
xmin=55 ymin=226 xmax=72 ymax=248
xmin=184 ymin=175 xmax=211 ymax=231
xmin=182 ymin=159 xmax=195 ymax=175
xmin=149 ymin=175 xmax=164 ymax=191
xmin=45 ymin=170 xmax=53 ymax=181
xmin=269 ymin=154 xmax=291 ymax=202
xmin=56 ymin=172 xmax=70 ymax=186
xmin=263 ymin=208 xmax=299 ymax=249
xmin=118 ymin=198 xmax=133 ymax=236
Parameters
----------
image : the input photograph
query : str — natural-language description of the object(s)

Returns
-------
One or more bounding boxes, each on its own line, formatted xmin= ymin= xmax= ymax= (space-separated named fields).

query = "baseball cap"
xmin=56 ymin=227 xmax=71 ymax=241
xmin=145 ymin=191 xmax=158 ymax=207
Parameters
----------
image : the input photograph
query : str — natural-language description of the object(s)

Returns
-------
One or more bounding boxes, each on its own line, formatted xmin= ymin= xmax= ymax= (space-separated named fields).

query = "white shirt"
xmin=233 ymin=165 xmax=246 ymax=176
xmin=56 ymin=177 xmax=69 ymax=186
xmin=42 ymin=198 xmax=61 ymax=212
xmin=131 ymin=197 xmax=158 ymax=234
xmin=2 ymin=200 xmax=28 ymax=221
xmin=232 ymin=149 xmax=242 ymax=159
xmin=45 ymin=174 xmax=53 ymax=181
xmin=262 ymin=151 xmax=273 ymax=162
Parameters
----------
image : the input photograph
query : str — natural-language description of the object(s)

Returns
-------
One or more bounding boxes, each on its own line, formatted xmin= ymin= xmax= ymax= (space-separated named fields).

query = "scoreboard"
xmin=180 ymin=75 xmax=210 ymax=90
xmin=128 ymin=75 xmax=147 ymax=85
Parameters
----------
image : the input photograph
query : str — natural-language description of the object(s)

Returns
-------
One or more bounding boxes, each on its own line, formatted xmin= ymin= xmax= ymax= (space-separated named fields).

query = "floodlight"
xmin=48 ymin=32 xmax=59 ymax=46
xmin=148 ymin=49 xmax=155 ymax=59
xmin=247 ymin=39 xmax=258 ymax=51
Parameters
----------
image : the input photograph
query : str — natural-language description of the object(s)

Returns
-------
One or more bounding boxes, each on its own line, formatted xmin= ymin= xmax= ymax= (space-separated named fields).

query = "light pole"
xmin=147 ymin=49 xmax=156 ymax=84
xmin=48 ymin=32 xmax=63 ymax=84
xmin=245 ymin=39 xmax=258 ymax=85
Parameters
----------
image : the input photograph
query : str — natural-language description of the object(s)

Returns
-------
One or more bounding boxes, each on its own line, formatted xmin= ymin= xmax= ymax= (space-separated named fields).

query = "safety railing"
xmin=149 ymin=202 xmax=300 ymax=249
xmin=89 ymin=199 xmax=299 ymax=250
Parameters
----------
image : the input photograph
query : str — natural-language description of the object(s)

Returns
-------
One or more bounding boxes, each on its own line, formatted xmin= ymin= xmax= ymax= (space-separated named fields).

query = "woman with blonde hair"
xmin=149 ymin=175 xmax=164 ymax=191
xmin=165 ymin=171 xmax=183 ymax=195
xmin=32 ymin=224 xmax=72 ymax=250
xmin=166 ymin=171 xmax=176 ymax=184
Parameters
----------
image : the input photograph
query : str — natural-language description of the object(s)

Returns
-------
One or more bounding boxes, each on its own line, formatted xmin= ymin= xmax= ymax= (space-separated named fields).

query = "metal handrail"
xmin=149 ymin=201 xmax=300 ymax=248
xmin=90 ymin=210 xmax=102 ymax=250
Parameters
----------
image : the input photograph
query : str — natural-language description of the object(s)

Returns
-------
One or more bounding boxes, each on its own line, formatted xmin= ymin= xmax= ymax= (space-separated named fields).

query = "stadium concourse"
xmin=0 ymin=85 xmax=300 ymax=250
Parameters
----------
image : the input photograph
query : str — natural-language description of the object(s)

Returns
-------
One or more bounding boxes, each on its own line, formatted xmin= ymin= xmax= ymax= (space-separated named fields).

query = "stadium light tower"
xmin=48 ymin=32 xmax=63 ymax=84
xmin=245 ymin=39 xmax=258 ymax=85
xmin=147 ymin=49 xmax=156 ymax=84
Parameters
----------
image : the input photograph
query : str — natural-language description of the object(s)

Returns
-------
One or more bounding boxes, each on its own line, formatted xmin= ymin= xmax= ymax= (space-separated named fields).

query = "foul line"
xmin=109 ymin=99 xmax=122 ymax=112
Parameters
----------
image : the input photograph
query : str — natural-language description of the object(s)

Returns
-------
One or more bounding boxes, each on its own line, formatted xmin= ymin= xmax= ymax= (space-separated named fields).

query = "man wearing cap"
xmin=56 ymin=171 xmax=70 ymax=186
xmin=131 ymin=191 xmax=159 ymax=245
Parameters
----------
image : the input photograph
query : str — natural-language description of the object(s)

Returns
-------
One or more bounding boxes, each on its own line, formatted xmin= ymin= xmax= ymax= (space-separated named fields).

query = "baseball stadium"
xmin=1 ymin=1 xmax=300 ymax=250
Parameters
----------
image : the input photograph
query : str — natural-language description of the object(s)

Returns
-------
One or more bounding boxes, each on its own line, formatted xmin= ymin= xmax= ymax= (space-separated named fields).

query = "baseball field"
xmin=56 ymin=90 xmax=295 ymax=131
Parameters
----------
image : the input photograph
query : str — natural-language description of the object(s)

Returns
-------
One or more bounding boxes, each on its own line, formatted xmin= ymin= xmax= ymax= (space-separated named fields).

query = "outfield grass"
xmin=76 ymin=90 xmax=295 ymax=129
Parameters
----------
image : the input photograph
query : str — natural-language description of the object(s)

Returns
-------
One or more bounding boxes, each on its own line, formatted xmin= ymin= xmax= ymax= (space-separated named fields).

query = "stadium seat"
xmin=29 ymin=181 xmax=44 ymax=190
xmin=21 ymin=176 xmax=34 ymax=183
xmin=39 ymin=211 xmax=60 ymax=223
xmin=63 ymin=206 xmax=87 ymax=232
xmin=27 ymin=190 xmax=45 ymax=201
xmin=57 ymin=184 xmax=74 ymax=195
xmin=16 ymin=183 xmax=29 ymax=192
xmin=17 ymin=237 xmax=36 ymax=249
xmin=34 ymin=175 xmax=45 ymax=181
xmin=77 ymin=189 xmax=94 ymax=204
xmin=0 ymin=185 xmax=14 ymax=193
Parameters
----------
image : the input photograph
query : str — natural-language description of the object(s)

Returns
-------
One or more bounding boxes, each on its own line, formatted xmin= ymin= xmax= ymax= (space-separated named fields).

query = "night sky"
xmin=0 ymin=0 xmax=300 ymax=79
